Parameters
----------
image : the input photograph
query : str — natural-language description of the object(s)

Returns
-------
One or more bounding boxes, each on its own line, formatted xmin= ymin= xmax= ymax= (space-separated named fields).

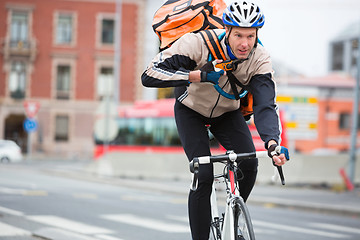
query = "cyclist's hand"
xmin=200 ymin=60 xmax=225 ymax=85
xmin=268 ymin=144 xmax=290 ymax=166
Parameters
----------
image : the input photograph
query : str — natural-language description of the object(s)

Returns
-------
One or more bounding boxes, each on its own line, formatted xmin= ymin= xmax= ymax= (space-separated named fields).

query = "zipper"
xmin=209 ymin=80 xmax=230 ymax=118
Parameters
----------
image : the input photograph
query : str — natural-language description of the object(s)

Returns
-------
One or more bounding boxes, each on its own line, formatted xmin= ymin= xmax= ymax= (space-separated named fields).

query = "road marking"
xmin=34 ymin=227 xmax=99 ymax=240
xmin=0 ymin=187 xmax=27 ymax=194
xmin=101 ymin=214 xmax=190 ymax=233
xmin=253 ymin=220 xmax=349 ymax=238
xmin=73 ymin=193 xmax=98 ymax=199
xmin=96 ymin=234 xmax=124 ymax=240
xmin=27 ymin=215 xmax=113 ymax=235
xmin=166 ymin=215 xmax=188 ymax=223
xmin=23 ymin=190 xmax=48 ymax=196
xmin=0 ymin=222 xmax=30 ymax=237
xmin=254 ymin=228 xmax=277 ymax=235
xmin=311 ymin=222 xmax=360 ymax=234
xmin=0 ymin=206 xmax=24 ymax=216
xmin=0 ymin=187 xmax=47 ymax=196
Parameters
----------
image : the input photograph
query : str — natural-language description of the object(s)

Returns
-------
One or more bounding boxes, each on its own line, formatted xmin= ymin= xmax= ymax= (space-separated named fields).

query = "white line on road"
xmin=253 ymin=220 xmax=349 ymax=238
xmin=101 ymin=214 xmax=190 ymax=233
xmin=311 ymin=222 xmax=360 ymax=234
xmin=0 ymin=222 xmax=30 ymax=237
xmin=96 ymin=234 xmax=124 ymax=240
xmin=0 ymin=206 xmax=24 ymax=216
xmin=27 ymin=215 xmax=113 ymax=235
xmin=166 ymin=215 xmax=188 ymax=223
xmin=0 ymin=187 xmax=27 ymax=194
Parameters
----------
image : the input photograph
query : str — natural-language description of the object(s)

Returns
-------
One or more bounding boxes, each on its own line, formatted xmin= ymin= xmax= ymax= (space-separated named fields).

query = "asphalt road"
xmin=0 ymin=161 xmax=360 ymax=240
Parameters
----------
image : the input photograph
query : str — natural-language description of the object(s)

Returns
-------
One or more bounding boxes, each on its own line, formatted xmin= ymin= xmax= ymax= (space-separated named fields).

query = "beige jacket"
xmin=142 ymin=29 xmax=274 ymax=118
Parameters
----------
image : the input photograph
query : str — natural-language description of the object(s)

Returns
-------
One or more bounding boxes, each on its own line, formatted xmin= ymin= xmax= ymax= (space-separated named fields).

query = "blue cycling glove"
xmin=200 ymin=60 xmax=224 ymax=85
xmin=200 ymin=70 xmax=224 ymax=85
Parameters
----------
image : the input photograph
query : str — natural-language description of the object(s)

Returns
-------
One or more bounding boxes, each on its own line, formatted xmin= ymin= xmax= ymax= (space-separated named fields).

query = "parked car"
xmin=0 ymin=140 xmax=23 ymax=163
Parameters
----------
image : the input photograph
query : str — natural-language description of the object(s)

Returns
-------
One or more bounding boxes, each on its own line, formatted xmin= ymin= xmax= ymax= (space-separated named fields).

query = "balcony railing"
xmin=10 ymin=89 xmax=25 ymax=100
xmin=1 ymin=37 xmax=37 ymax=62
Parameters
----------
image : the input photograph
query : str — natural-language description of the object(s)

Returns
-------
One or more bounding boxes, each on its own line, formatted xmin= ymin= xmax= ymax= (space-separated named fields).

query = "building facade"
xmin=329 ymin=20 xmax=359 ymax=78
xmin=277 ymin=74 xmax=358 ymax=153
xmin=0 ymin=0 xmax=146 ymax=158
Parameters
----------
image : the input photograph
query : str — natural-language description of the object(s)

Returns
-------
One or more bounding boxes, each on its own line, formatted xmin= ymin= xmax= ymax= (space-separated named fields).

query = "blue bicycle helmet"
xmin=223 ymin=1 xmax=265 ymax=28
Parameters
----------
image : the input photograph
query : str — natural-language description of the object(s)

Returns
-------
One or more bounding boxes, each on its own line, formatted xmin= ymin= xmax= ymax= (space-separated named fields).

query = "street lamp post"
xmin=114 ymin=0 xmax=122 ymax=104
xmin=102 ymin=0 xmax=122 ymax=155
xmin=349 ymin=36 xmax=360 ymax=185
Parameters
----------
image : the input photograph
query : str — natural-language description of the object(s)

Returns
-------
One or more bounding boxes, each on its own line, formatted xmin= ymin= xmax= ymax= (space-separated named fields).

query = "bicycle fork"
xmin=223 ymin=169 xmax=239 ymax=240
xmin=210 ymin=170 xmax=239 ymax=240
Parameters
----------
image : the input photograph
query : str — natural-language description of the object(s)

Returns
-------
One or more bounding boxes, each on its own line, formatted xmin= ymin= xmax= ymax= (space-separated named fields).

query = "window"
xmin=97 ymin=67 xmax=114 ymax=99
xmin=10 ymin=11 xmax=29 ymax=48
xmin=340 ymin=112 xmax=360 ymax=130
xmin=95 ymin=117 xmax=182 ymax=146
xmin=56 ymin=65 xmax=71 ymax=99
xmin=101 ymin=19 xmax=114 ymax=44
xmin=351 ymin=38 xmax=358 ymax=69
xmin=339 ymin=113 xmax=350 ymax=129
xmin=55 ymin=115 xmax=69 ymax=141
xmin=9 ymin=61 xmax=26 ymax=99
xmin=331 ymin=42 xmax=344 ymax=71
xmin=56 ymin=14 xmax=73 ymax=44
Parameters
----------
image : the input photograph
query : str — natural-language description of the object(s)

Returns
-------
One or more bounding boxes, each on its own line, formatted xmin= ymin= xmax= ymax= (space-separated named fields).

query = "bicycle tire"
xmin=233 ymin=198 xmax=256 ymax=240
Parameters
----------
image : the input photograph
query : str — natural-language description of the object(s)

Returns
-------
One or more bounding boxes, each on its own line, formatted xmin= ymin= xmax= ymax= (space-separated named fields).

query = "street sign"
xmin=23 ymin=118 xmax=38 ymax=132
xmin=94 ymin=118 xmax=118 ymax=141
xmin=23 ymin=100 xmax=41 ymax=118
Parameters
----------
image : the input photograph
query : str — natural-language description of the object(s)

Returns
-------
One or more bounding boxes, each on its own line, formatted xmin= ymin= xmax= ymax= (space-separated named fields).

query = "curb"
xmin=248 ymin=196 xmax=360 ymax=218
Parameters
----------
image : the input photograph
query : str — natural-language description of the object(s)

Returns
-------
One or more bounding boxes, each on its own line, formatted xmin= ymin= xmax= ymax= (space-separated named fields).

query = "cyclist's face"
xmin=226 ymin=27 xmax=257 ymax=59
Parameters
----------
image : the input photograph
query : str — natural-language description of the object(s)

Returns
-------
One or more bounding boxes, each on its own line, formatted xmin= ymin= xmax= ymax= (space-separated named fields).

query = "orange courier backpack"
xmin=152 ymin=0 xmax=227 ymax=50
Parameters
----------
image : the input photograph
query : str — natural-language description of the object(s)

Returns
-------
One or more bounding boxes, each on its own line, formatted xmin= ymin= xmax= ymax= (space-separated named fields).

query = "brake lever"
xmin=274 ymin=146 xmax=290 ymax=186
xmin=189 ymin=158 xmax=199 ymax=191
xmin=277 ymin=166 xmax=285 ymax=185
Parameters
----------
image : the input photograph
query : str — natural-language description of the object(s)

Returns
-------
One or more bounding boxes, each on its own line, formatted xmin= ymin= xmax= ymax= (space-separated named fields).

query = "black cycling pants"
xmin=174 ymin=101 xmax=258 ymax=240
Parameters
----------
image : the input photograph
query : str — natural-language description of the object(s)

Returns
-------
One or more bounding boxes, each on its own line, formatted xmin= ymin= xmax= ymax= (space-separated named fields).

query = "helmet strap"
xmin=254 ymin=28 xmax=259 ymax=48
xmin=225 ymin=27 xmax=237 ymax=60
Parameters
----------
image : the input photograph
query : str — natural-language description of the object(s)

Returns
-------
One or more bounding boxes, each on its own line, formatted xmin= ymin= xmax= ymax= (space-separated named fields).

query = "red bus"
xmin=94 ymin=98 xmax=287 ymax=159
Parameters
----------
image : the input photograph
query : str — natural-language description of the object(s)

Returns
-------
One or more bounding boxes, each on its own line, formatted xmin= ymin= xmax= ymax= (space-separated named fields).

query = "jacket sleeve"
xmin=141 ymin=33 xmax=200 ymax=88
xmin=248 ymin=73 xmax=281 ymax=149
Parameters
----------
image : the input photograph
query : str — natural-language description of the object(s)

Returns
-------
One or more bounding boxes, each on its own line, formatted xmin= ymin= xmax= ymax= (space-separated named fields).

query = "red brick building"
xmin=0 ymin=0 xmax=146 ymax=158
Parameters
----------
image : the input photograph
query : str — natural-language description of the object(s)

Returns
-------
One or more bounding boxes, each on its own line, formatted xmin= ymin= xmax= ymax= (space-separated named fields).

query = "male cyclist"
xmin=142 ymin=1 xmax=288 ymax=239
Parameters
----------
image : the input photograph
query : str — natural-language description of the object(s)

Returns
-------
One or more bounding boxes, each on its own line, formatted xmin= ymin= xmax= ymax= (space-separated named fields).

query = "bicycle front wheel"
xmin=233 ymin=198 xmax=256 ymax=240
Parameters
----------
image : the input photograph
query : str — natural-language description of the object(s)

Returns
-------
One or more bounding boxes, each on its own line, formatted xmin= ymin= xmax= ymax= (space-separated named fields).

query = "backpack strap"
xmin=199 ymin=30 xmax=226 ymax=60
xmin=200 ymin=29 xmax=251 ymax=103
xmin=227 ymin=72 xmax=241 ymax=100
xmin=200 ymin=29 xmax=242 ymax=100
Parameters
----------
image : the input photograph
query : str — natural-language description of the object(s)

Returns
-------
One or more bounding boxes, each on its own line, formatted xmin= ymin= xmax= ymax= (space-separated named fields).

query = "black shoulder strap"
xmin=227 ymin=72 xmax=241 ymax=100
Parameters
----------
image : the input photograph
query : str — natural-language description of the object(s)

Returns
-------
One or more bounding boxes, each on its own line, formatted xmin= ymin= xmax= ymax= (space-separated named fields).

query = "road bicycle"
xmin=189 ymin=147 xmax=289 ymax=240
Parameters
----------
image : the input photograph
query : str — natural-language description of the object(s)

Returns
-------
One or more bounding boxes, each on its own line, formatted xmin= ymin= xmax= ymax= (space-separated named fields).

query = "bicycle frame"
xmin=210 ymin=161 xmax=244 ymax=240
